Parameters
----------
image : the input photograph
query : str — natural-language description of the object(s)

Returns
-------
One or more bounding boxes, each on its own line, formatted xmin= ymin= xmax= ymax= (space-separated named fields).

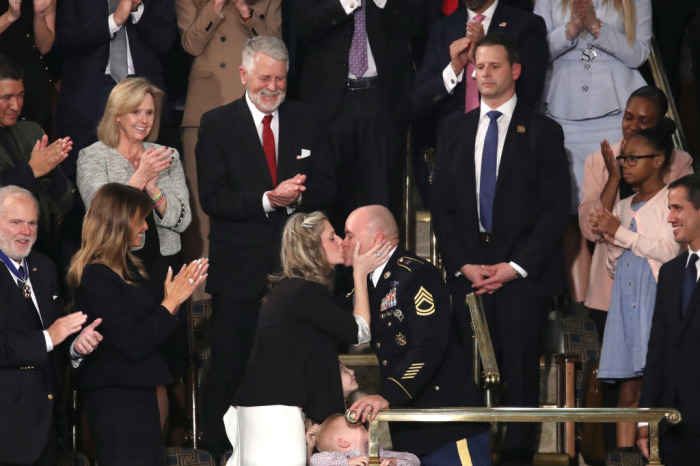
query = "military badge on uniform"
xmin=394 ymin=309 xmax=404 ymax=322
xmin=383 ymin=271 xmax=391 ymax=279
xmin=517 ymin=125 xmax=526 ymax=133
xmin=395 ymin=332 xmax=407 ymax=346
xmin=402 ymin=362 xmax=424 ymax=379
xmin=414 ymin=286 xmax=435 ymax=316
xmin=380 ymin=286 xmax=398 ymax=312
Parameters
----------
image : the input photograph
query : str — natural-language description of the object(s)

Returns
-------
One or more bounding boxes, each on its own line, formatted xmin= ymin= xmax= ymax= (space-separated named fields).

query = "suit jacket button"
xmin=48 ymin=394 xmax=54 ymax=400
xmin=220 ymin=36 xmax=226 ymax=42
xmin=434 ymin=386 xmax=440 ymax=391
xmin=220 ymin=62 xmax=226 ymax=68
xmin=582 ymin=86 xmax=588 ymax=92
xmin=387 ymin=322 xmax=392 ymax=327
xmin=382 ymin=360 xmax=387 ymax=366
xmin=376 ymin=342 xmax=381 ymax=348
xmin=584 ymin=64 xmax=590 ymax=70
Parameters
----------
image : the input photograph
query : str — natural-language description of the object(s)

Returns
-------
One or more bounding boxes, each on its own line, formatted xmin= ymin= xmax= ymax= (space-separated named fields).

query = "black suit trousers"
xmin=199 ymin=295 xmax=262 ymax=456
xmin=325 ymin=86 xmax=407 ymax=233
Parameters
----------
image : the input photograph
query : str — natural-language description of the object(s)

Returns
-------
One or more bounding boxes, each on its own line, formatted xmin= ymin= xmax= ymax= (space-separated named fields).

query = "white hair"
xmin=0 ymin=185 xmax=39 ymax=216
xmin=241 ymin=36 xmax=289 ymax=73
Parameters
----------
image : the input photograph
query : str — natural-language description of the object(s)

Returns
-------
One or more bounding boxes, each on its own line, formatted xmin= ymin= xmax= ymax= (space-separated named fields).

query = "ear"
xmin=511 ymin=63 xmax=522 ymax=81
xmin=654 ymin=155 xmax=666 ymax=169
xmin=239 ymin=66 xmax=248 ymax=86
xmin=338 ymin=438 xmax=351 ymax=450
xmin=374 ymin=232 xmax=385 ymax=244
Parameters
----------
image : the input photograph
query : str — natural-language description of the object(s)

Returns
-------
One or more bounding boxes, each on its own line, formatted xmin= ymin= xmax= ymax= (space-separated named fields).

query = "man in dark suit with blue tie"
xmin=638 ymin=175 xmax=700 ymax=465
xmin=431 ymin=34 xmax=570 ymax=465
xmin=0 ymin=185 xmax=102 ymax=464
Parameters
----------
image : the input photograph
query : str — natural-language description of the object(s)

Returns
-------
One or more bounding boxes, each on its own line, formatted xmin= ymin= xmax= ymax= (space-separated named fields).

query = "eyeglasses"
xmin=615 ymin=154 xmax=660 ymax=167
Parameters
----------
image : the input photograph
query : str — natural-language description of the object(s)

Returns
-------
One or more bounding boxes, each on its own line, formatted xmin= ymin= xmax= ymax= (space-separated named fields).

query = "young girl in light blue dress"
xmin=588 ymin=123 xmax=681 ymax=447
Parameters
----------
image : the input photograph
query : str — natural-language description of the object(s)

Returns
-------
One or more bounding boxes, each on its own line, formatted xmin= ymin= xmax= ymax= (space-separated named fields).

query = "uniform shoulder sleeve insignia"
xmin=397 ymin=256 xmax=424 ymax=272
xmin=414 ymin=286 xmax=435 ymax=316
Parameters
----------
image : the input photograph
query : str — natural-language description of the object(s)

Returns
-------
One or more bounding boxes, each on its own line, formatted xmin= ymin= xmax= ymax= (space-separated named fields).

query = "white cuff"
xmin=43 ymin=330 xmax=54 ymax=352
xmin=108 ymin=14 xmax=121 ymax=36
xmin=373 ymin=0 xmax=387 ymax=8
xmin=354 ymin=315 xmax=371 ymax=345
xmin=340 ymin=0 xmax=360 ymax=15
xmin=509 ymin=261 xmax=528 ymax=278
xmin=69 ymin=338 xmax=85 ymax=368
xmin=131 ymin=2 xmax=144 ymax=23
xmin=262 ymin=192 xmax=274 ymax=213
xmin=443 ymin=63 xmax=464 ymax=93
xmin=638 ymin=422 xmax=649 ymax=428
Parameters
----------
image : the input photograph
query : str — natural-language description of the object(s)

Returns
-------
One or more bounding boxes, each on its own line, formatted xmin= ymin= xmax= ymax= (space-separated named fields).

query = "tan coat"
xmin=176 ymin=0 xmax=282 ymax=128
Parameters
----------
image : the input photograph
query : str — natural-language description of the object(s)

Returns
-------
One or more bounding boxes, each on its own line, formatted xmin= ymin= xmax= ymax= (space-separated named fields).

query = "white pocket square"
xmin=297 ymin=149 xmax=311 ymax=159
xmin=52 ymin=295 xmax=59 ymax=300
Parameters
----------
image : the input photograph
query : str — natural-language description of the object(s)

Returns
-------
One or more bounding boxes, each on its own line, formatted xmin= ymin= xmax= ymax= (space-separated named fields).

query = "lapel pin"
xmin=499 ymin=22 xmax=507 ymax=27
xmin=517 ymin=125 xmax=526 ymax=133
xmin=32 ymin=267 xmax=37 ymax=272
xmin=383 ymin=271 xmax=391 ymax=279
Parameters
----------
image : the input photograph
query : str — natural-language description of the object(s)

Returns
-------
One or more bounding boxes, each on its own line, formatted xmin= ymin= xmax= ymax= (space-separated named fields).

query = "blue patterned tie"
xmin=479 ymin=110 xmax=501 ymax=232
xmin=682 ymin=253 xmax=698 ymax=315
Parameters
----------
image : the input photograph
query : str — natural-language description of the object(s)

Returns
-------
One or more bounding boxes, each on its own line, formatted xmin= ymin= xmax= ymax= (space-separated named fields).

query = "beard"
xmin=464 ymin=0 xmax=491 ymax=11
xmin=249 ymin=89 xmax=286 ymax=113
xmin=0 ymin=234 xmax=36 ymax=260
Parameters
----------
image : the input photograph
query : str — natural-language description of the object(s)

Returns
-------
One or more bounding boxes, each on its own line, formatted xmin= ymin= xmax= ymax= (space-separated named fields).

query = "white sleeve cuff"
xmin=340 ymin=0 xmax=360 ymax=15
xmin=262 ymin=192 xmax=274 ymax=213
xmin=131 ymin=2 xmax=144 ymax=23
xmin=43 ymin=330 xmax=54 ymax=352
xmin=108 ymin=14 xmax=121 ymax=36
xmin=354 ymin=315 xmax=371 ymax=345
xmin=443 ymin=63 xmax=464 ymax=93
xmin=69 ymin=338 xmax=85 ymax=368
xmin=638 ymin=422 xmax=649 ymax=428
xmin=509 ymin=261 xmax=528 ymax=278
xmin=373 ymin=0 xmax=387 ymax=8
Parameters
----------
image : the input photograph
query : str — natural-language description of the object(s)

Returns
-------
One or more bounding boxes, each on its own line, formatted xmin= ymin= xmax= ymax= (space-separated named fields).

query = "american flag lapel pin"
xmin=499 ymin=22 xmax=507 ymax=27
xmin=517 ymin=125 xmax=526 ymax=133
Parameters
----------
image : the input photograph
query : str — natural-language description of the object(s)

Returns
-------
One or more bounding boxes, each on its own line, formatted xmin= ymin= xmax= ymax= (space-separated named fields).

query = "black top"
xmin=234 ymin=278 xmax=359 ymax=423
xmin=75 ymin=262 xmax=178 ymax=389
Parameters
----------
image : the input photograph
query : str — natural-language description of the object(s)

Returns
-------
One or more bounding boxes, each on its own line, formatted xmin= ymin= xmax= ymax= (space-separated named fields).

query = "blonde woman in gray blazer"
xmin=76 ymin=78 xmax=191 ymax=267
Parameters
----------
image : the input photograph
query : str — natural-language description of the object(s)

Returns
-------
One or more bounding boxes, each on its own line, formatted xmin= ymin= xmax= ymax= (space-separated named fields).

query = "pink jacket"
xmin=578 ymin=140 xmax=692 ymax=310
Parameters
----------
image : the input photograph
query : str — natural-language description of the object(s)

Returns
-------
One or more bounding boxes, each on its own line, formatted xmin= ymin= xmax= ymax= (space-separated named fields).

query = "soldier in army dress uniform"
xmin=343 ymin=205 xmax=490 ymax=466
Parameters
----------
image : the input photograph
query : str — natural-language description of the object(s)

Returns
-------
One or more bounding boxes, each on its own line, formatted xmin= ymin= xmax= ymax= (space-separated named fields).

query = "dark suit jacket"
xmin=431 ymin=101 xmax=570 ymax=299
xmin=640 ymin=251 xmax=700 ymax=433
xmin=369 ymin=247 xmax=488 ymax=456
xmin=290 ymin=0 xmax=422 ymax=121
xmin=75 ymin=262 xmax=178 ymax=389
xmin=234 ymin=278 xmax=358 ymax=423
xmin=0 ymin=121 xmax=74 ymax=250
xmin=0 ymin=252 xmax=61 ymax=464
xmin=412 ymin=3 xmax=548 ymax=126
xmin=196 ymin=97 xmax=336 ymax=300
xmin=55 ymin=0 xmax=176 ymax=128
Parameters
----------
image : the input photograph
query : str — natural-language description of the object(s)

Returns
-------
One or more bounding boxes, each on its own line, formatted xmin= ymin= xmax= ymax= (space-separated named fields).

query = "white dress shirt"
xmin=370 ymin=245 xmax=397 ymax=287
xmin=339 ymin=0 xmax=387 ymax=79
xmin=106 ymin=3 xmax=145 ymax=77
xmin=442 ymin=0 xmax=500 ymax=92
xmin=6 ymin=258 xmax=53 ymax=352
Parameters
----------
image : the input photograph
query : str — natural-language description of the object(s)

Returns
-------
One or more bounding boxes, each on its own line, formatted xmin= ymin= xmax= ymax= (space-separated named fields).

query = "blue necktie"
xmin=682 ymin=253 xmax=698 ymax=315
xmin=480 ymin=110 xmax=501 ymax=232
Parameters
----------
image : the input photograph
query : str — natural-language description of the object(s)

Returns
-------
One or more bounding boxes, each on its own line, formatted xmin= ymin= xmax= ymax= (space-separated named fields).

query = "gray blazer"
xmin=534 ymin=0 xmax=650 ymax=120
xmin=77 ymin=141 xmax=191 ymax=256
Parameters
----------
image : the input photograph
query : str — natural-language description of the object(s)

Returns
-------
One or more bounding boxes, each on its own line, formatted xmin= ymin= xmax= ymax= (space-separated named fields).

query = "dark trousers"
xmin=199 ymin=294 xmax=262 ymax=457
xmin=482 ymin=294 xmax=549 ymax=465
xmin=660 ymin=423 xmax=700 ymax=466
xmin=325 ymin=86 xmax=408 ymax=234
xmin=82 ymin=386 xmax=164 ymax=466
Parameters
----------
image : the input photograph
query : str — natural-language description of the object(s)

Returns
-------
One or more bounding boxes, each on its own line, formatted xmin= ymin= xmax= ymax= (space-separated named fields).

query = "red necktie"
xmin=262 ymin=114 xmax=277 ymax=186
xmin=442 ymin=0 xmax=458 ymax=15
xmin=464 ymin=14 xmax=487 ymax=113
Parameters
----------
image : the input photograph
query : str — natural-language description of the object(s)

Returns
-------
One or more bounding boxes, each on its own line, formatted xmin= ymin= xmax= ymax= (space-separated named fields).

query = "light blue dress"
xmin=598 ymin=201 xmax=656 ymax=380
xmin=533 ymin=0 xmax=652 ymax=210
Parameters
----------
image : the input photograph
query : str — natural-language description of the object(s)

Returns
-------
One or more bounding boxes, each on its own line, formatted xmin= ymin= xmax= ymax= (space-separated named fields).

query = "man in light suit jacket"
xmin=0 ymin=185 xmax=101 ymax=464
xmin=638 ymin=175 xmax=700 ymax=465
xmin=0 ymin=56 xmax=74 ymax=257
xmin=195 ymin=36 xmax=336 ymax=456
xmin=431 ymin=35 xmax=570 ymax=465
xmin=413 ymin=0 xmax=547 ymax=127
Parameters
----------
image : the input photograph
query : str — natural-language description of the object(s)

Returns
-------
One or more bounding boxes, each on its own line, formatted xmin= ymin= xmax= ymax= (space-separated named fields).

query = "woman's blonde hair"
xmin=561 ymin=0 xmax=637 ymax=45
xmin=269 ymin=211 xmax=333 ymax=288
xmin=67 ymin=183 xmax=153 ymax=288
xmin=96 ymin=77 xmax=164 ymax=147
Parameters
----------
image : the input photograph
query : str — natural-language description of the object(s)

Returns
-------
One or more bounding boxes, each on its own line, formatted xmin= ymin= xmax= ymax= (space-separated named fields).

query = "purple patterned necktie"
xmin=349 ymin=5 xmax=368 ymax=78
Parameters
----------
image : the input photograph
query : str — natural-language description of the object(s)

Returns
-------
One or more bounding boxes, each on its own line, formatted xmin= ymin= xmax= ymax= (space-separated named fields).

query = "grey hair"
xmin=241 ymin=36 xmax=289 ymax=72
xmin=0 ymin=185 xmax=39 ymax=216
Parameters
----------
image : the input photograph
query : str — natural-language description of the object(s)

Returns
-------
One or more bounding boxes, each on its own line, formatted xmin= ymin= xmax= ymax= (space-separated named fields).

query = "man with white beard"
xmin=195 ymin=35 xmax=336 ymax=456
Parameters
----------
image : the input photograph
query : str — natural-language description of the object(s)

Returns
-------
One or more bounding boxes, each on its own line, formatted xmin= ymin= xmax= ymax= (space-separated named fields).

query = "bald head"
xmin=342 ymin=205 xmax=399 ymax=266
xmin=315 ymin=413 xmax=368 ymax=453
